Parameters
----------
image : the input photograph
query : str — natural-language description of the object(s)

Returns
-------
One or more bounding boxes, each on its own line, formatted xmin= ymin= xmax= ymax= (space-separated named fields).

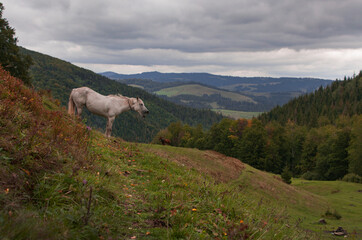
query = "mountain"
xmin=20 ymin=48 xmax=223 ymax=142
xmin=259 ymin=72 xmax=362 ymax=127
xmin=100 ymin=71 xmax=332 ymax=112
xmin=100 ymin=71 xmax=332 ymax=92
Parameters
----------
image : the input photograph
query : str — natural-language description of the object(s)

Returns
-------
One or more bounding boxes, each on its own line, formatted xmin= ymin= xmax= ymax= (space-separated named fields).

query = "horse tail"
xmin=68 ymin=91 xmax=76 ymax=115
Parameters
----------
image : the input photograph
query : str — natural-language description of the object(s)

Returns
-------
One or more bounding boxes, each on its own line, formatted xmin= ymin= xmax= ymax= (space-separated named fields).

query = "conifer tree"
xmin=0 ymin=3 xmax=32 ymax=85
xmin=348 ymin=116 xmax=362 ymax=176
xmin=281 ymin=167 xmax=292 ymax=184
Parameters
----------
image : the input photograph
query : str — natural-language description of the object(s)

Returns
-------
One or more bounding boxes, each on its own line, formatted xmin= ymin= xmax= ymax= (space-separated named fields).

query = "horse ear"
xmin=137 ymin=97 xmax=139 ymax=101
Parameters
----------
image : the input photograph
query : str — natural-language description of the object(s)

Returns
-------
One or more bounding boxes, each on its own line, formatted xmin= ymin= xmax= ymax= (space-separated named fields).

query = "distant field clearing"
xmin=127 ymin=84 xmax=144 ymax=89
xmin=155 ymin=84 xmax=256 ymax=103
xmin=212 ymin=109 xmax=262 ymax=119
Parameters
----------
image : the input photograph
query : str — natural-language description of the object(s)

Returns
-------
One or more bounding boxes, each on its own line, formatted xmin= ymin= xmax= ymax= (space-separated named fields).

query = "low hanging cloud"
xmin=2 ymin=0 xmax=362 ymax=79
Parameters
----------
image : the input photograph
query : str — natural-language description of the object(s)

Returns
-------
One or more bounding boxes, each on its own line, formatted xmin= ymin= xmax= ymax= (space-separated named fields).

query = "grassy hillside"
xmin=155 ymin=84 xmax=255 ymax=103
xmin=2 ymin=66 xmax=361 ymax=239
xmin=293 ymin=179 xmax=362 ymax=235
xmin=20 ymin=48 xmax=223 ymax=142
xmin=0 ymin=66 xmax=361 ymax=239
xmin=212 ymin=109 xmax=262 ymax=119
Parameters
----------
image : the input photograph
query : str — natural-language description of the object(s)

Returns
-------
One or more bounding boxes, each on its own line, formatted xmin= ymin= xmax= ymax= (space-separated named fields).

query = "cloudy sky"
xmin=2 ymin=0 xmax=362 ymax=79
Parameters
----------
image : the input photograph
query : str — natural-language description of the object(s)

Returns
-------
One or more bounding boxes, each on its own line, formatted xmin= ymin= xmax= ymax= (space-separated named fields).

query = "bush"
xmin=301 ymin=171 xmax=320 ymax=180
xmin=342 ymin=173 xmax=362 ymax=183
xmin=281 ymin=167 xmax=292 ymax=184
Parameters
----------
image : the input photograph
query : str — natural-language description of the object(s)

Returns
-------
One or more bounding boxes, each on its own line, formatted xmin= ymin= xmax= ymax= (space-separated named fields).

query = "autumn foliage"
xmin=0 ymin=66 xmax=91 ymax=201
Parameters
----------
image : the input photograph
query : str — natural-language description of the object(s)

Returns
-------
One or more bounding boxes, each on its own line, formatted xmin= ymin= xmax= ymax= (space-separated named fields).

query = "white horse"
xmin=68 ymin=87 xmax=149 ymax=137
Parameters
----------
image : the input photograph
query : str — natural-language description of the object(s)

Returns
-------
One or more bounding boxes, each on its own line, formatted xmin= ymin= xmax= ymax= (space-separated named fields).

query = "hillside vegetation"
xmin=20 ymin=48 xmax=222 ymax=142
xmin=153 ymin=73 xmax=362 ymax=182
xmin=259 ymin=72 xmax=362 ymax=127
xmin=155 ymin=84 xmax=255 ymax=103
xmin=2 ymin=67 xmax=362 ymax=239
xmin=0 ymin=67 xmax=335 ymax=239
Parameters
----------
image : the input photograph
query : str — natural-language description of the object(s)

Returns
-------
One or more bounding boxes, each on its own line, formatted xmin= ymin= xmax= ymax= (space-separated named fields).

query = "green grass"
xmin=292 ymin=179 xmax=362 ymax=237
xmin=128 ymin=84 xmax=144 ymax=89
xmin=155 ymin=84 xmax=256 ymax=103
xmin=0 ymin=129 xmax=321 ymax=239
xmin=2 ymin=69 xmax=360 ymax=239
xmin=212 ymin=109 xmax=263 ymax=119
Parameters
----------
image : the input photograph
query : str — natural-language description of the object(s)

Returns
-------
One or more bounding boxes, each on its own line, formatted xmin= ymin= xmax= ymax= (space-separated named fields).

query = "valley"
xmin=102 ymin=71 xmax=332 ymax=115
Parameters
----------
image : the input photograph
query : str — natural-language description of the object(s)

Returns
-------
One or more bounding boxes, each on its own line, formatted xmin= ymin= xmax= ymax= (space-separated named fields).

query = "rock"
xmin=318 ymin=218 xmax=327 ymax=224
xmin=332 ymin=226 xmax=347 ymax=236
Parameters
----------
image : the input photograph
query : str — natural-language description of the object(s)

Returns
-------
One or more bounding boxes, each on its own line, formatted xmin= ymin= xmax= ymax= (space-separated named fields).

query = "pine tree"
xmin=348 ymin=115 xmax=362 ymax=176
xmin=281 ymin=167 xmax=292 ymax=184
xmin=0 ymin=3 xmax=32 ymax=85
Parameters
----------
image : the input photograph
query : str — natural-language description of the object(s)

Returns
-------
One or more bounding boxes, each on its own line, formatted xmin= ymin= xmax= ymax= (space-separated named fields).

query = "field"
xmin=155 ymin=84 xmax=256 ymax=103
xmin=212 ymin=109 xmax=263 ymax=119
xmin=292 ymin=179 xmax=362 ymax=236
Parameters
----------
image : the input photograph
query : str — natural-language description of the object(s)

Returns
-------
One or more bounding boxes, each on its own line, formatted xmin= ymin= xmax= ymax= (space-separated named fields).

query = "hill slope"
xmin=259 ymin=72 xmax=362 ymax=127
xmin=1 ymin=68 xmax=360 ymax=239
xmin=20 ymin=48 xmax=223 ymax=142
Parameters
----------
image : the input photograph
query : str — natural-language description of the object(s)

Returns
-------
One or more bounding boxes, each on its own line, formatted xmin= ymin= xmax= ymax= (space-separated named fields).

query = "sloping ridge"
xmin=142 ymin=144 xmax=326 ymax=210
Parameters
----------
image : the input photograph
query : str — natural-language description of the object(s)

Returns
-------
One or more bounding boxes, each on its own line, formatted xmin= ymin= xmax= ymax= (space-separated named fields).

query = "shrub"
xmin=0 ymin=67 xmax=92 ymax=202
xmin=301 ymin=171 xmax=320 ymax=180
xmin=281 ymin=167 xmax=292 ymax=184
xmin=342 ymin=173 xmax=362 ymax=183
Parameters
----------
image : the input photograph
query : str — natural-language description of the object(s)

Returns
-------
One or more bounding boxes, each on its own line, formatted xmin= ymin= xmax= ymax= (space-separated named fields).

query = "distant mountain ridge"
xmin=100 ymin=71 xmax=332 ymax=113
xmin=100 ymin=71 xmax=332 ymax=93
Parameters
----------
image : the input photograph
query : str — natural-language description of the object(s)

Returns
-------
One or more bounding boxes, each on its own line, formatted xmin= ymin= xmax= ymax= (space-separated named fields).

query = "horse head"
xmin=131 ymin=97 xmax=149 ymax=118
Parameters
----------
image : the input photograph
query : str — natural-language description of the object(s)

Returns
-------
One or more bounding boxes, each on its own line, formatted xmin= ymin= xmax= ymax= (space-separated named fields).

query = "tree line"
xmin=153 ymin=115 xmax=361 ymax=182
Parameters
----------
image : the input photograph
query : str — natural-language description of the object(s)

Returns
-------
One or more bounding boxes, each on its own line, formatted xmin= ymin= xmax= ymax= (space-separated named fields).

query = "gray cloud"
xmin=2 ymin=0 xmax=362 ymax=79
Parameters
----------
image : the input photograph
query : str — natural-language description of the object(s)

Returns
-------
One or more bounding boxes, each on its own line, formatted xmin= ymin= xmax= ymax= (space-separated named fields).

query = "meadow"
xmin=155 ymin=84 xmax=255 ymax=103
xmin=211 ymin=109 xmax=262 ymax=119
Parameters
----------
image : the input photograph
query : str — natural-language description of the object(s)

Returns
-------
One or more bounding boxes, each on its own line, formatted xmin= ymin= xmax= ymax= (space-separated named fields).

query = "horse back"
xmin=71 ymin=87 xmax=103 ymax=104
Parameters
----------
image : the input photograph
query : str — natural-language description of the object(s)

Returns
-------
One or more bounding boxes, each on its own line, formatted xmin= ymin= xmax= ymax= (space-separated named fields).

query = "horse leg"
xmin=74 ymin=102 xmax=83 ymax=118
xmin=76 ymin=106 xmax=83 ymax=118
xmin=105 ymin=116 xmax=115 ymax=137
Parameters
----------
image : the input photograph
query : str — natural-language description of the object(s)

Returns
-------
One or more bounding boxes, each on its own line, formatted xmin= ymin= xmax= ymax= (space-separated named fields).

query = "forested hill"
xmin=259 ymin=72 xmax=362 ymax=127
xmin=20 ymin=47 xmax=223 ymax=142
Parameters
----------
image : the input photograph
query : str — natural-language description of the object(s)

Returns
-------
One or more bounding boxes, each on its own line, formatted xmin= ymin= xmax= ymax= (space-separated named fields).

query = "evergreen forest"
xmin=153 ymin=72 xmax=362 ymax=182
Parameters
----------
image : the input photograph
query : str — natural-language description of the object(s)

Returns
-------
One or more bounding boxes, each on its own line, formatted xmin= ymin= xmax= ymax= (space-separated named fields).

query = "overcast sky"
xmin=2 ymin=0 xmax=362 ymax=79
